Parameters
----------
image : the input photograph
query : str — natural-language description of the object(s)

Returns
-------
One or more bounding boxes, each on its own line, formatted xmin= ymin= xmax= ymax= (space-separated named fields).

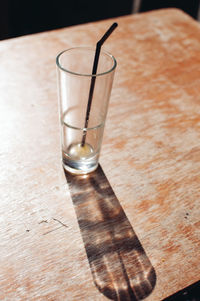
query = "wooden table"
xmin=0 ymin=8 xmax=200 ymax=301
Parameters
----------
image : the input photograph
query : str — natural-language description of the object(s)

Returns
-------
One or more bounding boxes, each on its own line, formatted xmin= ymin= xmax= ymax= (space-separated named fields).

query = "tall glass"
xmin=56 ymin=47 xmax=117 ymax=174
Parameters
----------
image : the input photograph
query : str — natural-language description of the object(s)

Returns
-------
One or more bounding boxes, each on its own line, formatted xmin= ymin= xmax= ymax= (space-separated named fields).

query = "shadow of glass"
xmin=64 ymin=165 xmax=156 ymax=300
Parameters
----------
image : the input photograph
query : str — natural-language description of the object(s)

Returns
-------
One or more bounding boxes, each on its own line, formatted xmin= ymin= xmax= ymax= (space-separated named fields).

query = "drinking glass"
xmin=56 ymin=47 xmax=116 ymax=174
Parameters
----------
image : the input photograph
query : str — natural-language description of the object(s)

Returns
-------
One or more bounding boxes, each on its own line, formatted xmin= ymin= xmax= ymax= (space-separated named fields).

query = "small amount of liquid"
xmin=63 ymin=142 xmax=98 ymax=174
xmin=68 ymin=143 xmax=94 ymax=159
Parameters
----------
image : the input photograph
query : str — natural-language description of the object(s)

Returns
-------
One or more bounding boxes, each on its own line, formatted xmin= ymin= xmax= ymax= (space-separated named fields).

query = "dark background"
xmin=0 ymin=0 xmax=199 ymax=40
xmin=140 ymin=0 xmax=199 ymax=18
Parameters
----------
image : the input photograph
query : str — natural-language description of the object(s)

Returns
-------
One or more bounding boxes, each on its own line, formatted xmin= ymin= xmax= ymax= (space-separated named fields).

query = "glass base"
xmin=62 ymin=160 xmax=98 ymax=175
xmin=62 ymin=143 xmax=99 ymax=174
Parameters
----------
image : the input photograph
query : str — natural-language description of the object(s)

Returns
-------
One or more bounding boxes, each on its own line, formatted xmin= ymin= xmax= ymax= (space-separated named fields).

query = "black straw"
xmin=81 ymin=22 xmax=118 ymax=146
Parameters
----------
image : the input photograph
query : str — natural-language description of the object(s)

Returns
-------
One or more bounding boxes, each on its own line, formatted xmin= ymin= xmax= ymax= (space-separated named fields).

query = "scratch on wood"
xmin=53 ymin=218 xmax=68 ymax=228
xmin=43 ymin=225 xmax=64 ymax=235
xmin=38 ymin=220 xmax=48 ymax=224
xmin=42 ymin=218 xmax=68 ymax=235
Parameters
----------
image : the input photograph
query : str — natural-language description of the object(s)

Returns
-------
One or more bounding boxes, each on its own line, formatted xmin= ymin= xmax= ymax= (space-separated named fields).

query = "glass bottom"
xmin=62 ymin=142 xmax=99 ymax=174
xmin=62 ymin=160 xmax=98 ymax=175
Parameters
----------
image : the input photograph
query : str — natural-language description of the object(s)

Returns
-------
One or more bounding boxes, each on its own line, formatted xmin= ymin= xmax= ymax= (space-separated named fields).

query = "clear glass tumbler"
xmin=56 ymin=47 xmax=117 ymax=174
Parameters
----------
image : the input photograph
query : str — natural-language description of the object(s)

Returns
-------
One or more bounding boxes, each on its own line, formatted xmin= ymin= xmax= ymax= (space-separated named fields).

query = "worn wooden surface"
xmin=0 ymin=8 xmax=200 ymax=300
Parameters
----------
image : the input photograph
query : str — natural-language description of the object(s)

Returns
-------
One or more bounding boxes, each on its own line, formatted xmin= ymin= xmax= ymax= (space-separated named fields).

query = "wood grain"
xmin=0 ymin=8 xmax=200 ymax=300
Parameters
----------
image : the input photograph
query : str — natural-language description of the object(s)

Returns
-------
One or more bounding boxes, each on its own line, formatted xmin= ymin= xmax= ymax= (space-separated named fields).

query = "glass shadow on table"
xmin=64 ymin=165 xmax=156 ymax=301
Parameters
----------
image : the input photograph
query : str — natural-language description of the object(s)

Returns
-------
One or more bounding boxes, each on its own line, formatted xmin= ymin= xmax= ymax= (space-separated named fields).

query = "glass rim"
xmin=56 ymin=46 xmax=117 ymax=77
